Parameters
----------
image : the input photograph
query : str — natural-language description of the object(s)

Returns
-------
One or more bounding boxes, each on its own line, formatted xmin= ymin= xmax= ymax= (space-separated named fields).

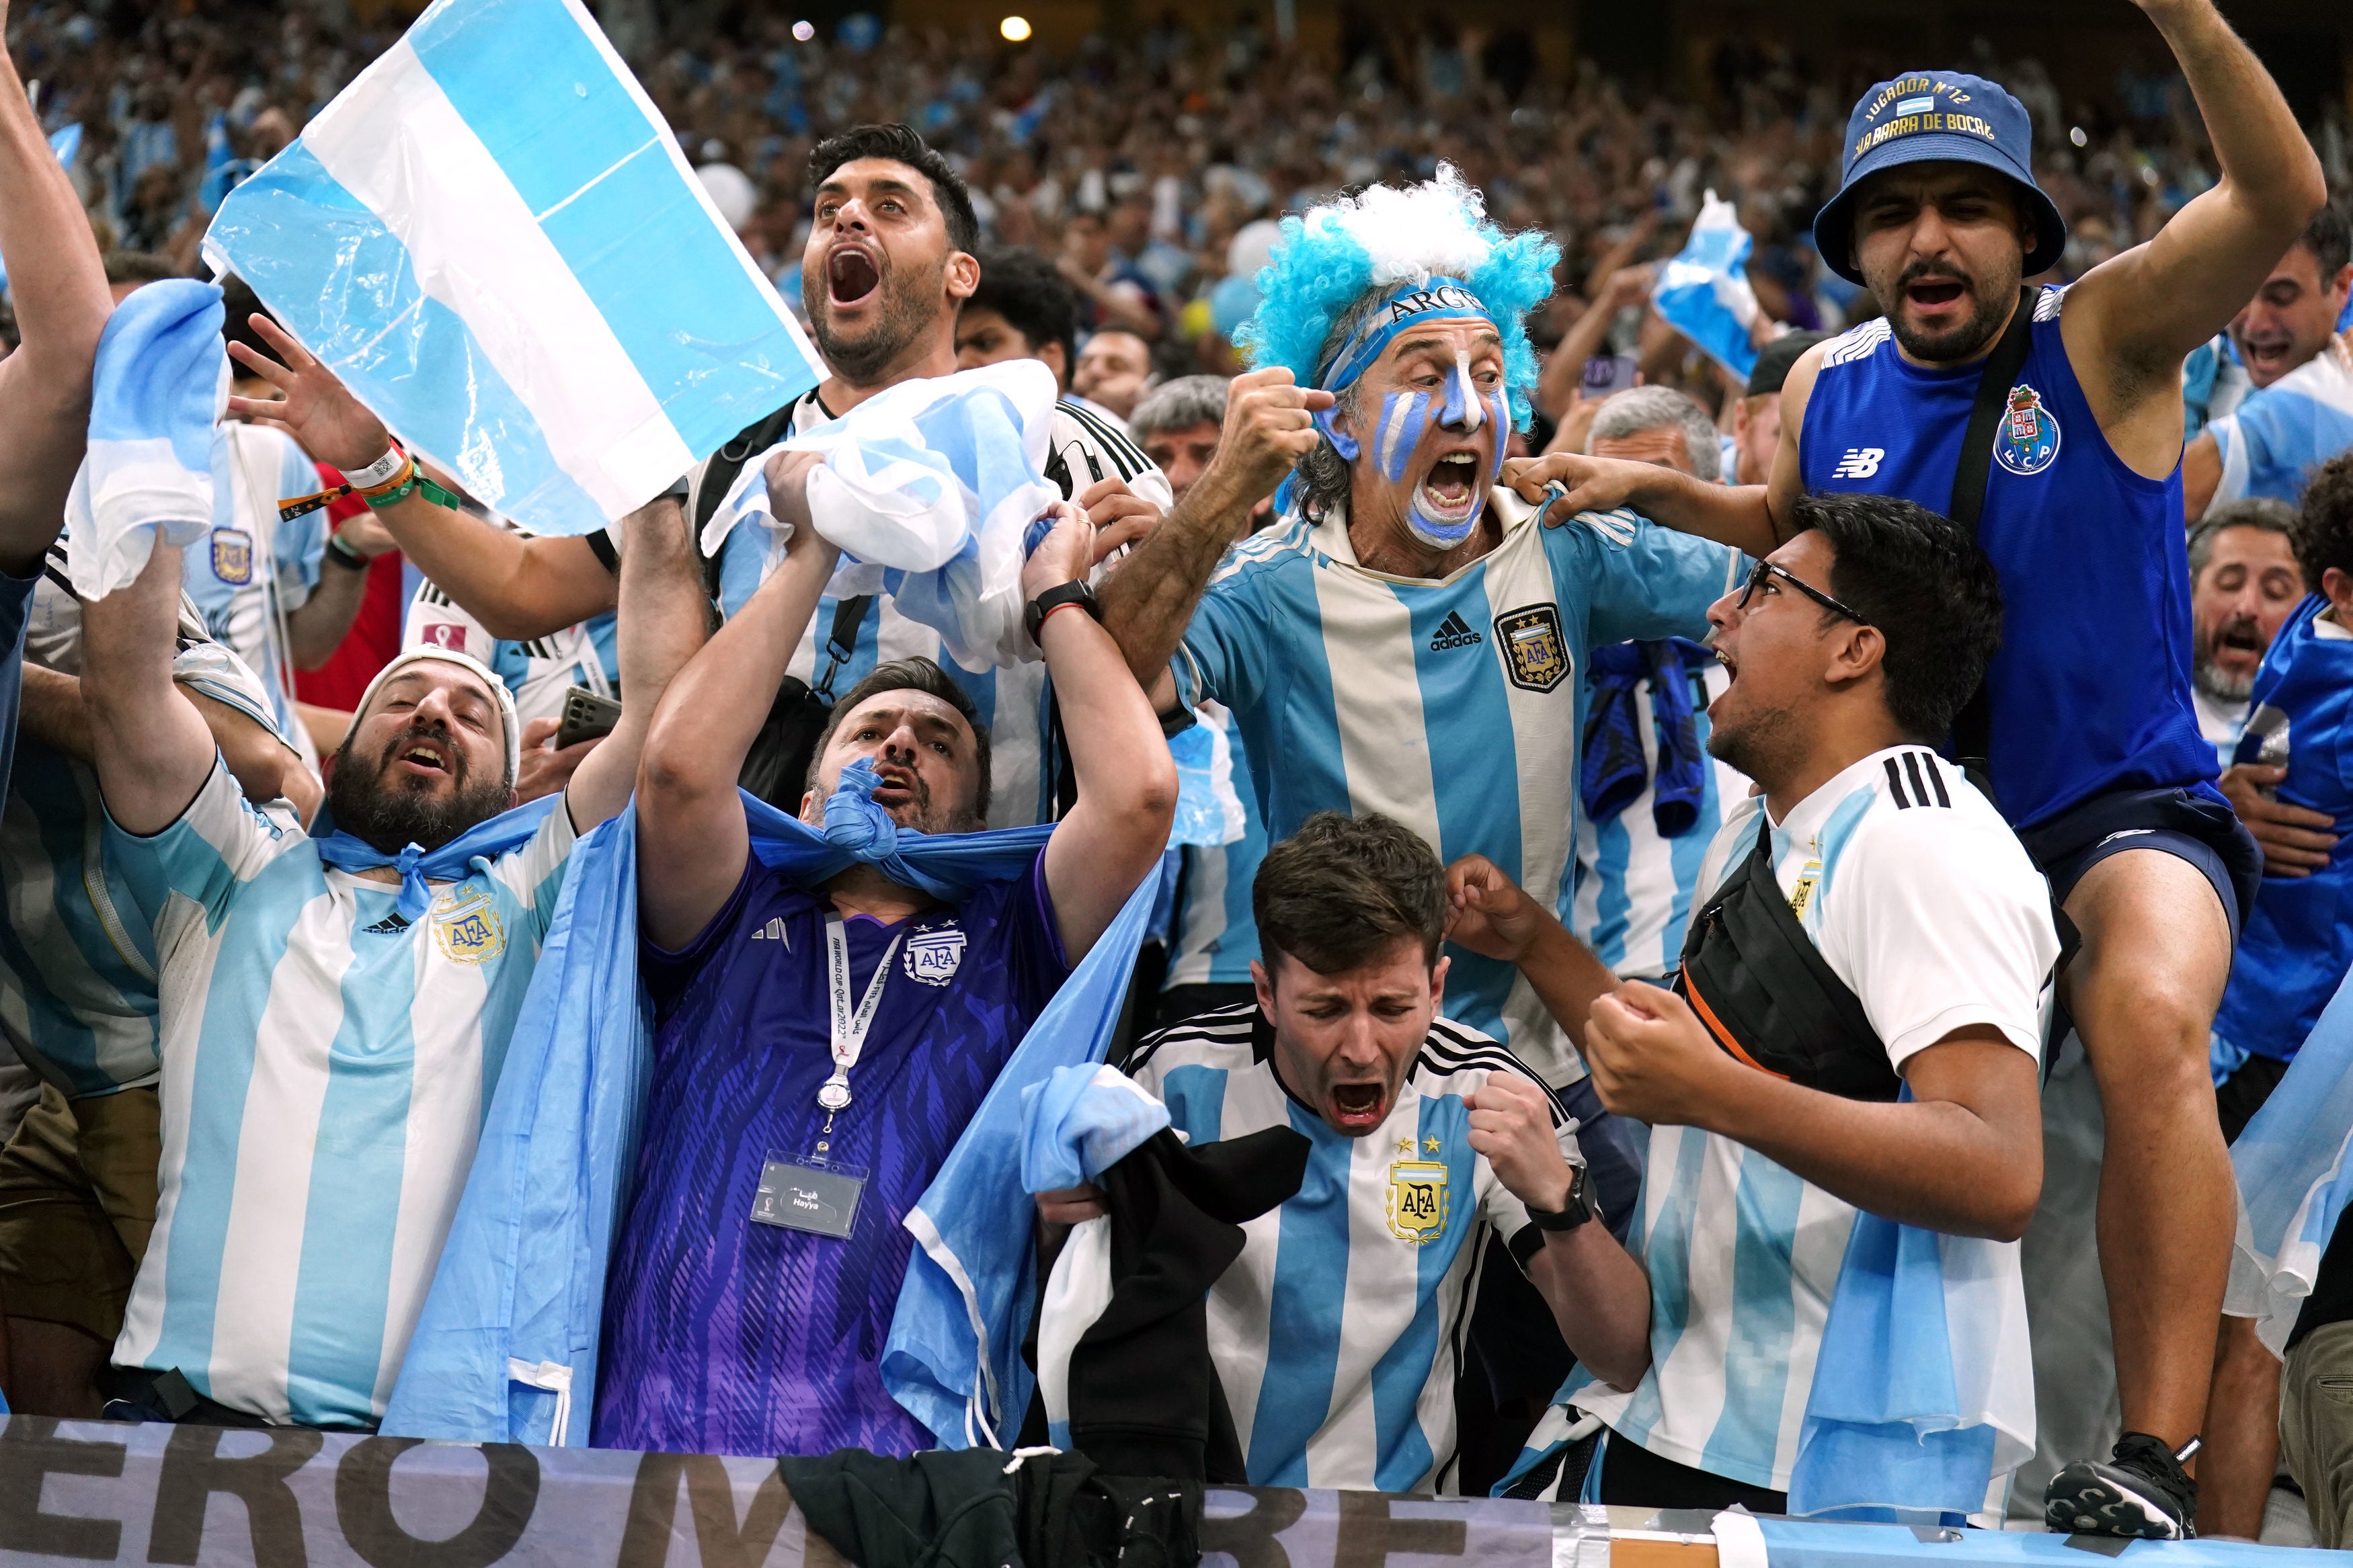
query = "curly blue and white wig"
xmin=1237 ymin=165 xmax=1558 ymax=516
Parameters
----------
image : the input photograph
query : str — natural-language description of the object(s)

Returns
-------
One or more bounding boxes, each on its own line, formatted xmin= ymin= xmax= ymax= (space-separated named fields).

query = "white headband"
xmin=342 ymin=647 xmax=522 ymax=784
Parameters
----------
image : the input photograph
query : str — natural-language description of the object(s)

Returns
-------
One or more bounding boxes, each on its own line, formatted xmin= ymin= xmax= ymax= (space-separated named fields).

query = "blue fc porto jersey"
xmin=1800 ymin=286 xmax=2214 ymax=828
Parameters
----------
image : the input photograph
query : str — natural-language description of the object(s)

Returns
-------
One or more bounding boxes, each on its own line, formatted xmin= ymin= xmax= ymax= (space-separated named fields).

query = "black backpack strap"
xmin=812 ymin=595 xmax=873 ymax=700
xmin=690 ymin=398 xmax=806 ymax=602
xmin=1944 ymin=286 xmax=2039 ymax=780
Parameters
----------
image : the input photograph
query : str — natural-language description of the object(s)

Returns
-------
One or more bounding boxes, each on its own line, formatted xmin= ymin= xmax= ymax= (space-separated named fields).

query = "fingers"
xmin=225 ymin=338 xmax=296 ymax=393
xmin=247 ymin=313 xmax=317 ymax=371
xmin=2256 ymin=798 xmax=2338 ymax=832
xmin=520 ymin=716 xmax=561 ymax=749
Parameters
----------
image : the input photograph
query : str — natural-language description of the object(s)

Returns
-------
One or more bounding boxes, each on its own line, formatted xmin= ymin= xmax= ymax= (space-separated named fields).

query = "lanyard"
xmin=818 ymin=913 xmax=904 ymax=1132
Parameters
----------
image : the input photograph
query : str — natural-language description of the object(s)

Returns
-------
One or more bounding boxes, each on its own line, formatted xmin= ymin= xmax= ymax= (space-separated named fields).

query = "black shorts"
xmin=2016 ymin=784 xmax=2260 ymax=948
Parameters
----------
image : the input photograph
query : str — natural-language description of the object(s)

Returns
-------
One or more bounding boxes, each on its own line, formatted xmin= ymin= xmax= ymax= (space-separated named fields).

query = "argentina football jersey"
xmin=182 ymin=423 xmax=328 ymax=748
xmin=1173 ymin=489 xmax=1744 ymax=1081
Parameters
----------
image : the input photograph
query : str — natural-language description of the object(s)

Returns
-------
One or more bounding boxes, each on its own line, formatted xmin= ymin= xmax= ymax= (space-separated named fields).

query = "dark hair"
xmin=1790 ymin=491 xmax=2004 ymax=741
xmin=807 ymin=124 xmax=980 ymax=256
xmin=102 ymin=251 xmax=181 ymax=288
xmin=2290 ymin=452 xmax=2353 ymax=595
xmin=807 ymin=656 xmax=992 ymax=821
xmin=1253 ymin=812 xmax=1445 ymax=977
xmin=2189 ymin=497 xmax=2296 ymax=579
xmin=965 ymin=247 xmax=1080 ymax=372
xmin=219 ymin=275 xmax=276 ymax=362
xmin=2297 ymin=202 xmax=2350 ymax=282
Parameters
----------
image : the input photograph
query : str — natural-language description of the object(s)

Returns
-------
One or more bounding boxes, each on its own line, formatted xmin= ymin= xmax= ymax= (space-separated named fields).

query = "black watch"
xmin=1025 ymin=579 xmax=1101 ymax=645
xmin=1526 ymin=1163 xmax=1593 ymax=1233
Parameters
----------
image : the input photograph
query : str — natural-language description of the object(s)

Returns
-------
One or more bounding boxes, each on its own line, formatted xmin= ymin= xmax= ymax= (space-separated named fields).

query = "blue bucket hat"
xmin=1812 ymin=71 xmax=2067 ymax=285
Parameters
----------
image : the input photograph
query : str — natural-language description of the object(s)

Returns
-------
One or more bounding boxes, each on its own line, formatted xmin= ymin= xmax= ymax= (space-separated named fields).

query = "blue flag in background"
xmin=202 ymin=0 xmax=822 ymax=537
xmin=1652 ymin=190 xmax=1763 ymax=384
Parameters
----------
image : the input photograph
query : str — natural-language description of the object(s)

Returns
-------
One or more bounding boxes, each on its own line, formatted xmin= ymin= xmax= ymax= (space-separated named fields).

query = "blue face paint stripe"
xmin=1246 ymin=1106 xmax=1353 ymax=1483
xmin=1377 ymin=391 xmax=1428 ymax=483
xmin=405 ymin=0 xmax=813 ymax=462
xmin=214 ymin=142 xmax=610 ymax=536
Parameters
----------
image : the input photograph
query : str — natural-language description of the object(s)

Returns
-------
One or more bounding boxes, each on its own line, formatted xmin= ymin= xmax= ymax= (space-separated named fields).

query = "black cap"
xmin=1747 ymin=331 xmax=1831 ymax=398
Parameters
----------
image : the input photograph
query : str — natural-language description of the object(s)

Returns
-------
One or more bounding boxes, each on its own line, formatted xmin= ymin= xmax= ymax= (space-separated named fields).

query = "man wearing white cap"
xmin=70 ymin=491 xmax=706 ymax=1432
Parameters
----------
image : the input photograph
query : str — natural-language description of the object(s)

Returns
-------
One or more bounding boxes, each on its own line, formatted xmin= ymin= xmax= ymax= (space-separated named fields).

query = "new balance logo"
xmin=1830 ymin=447 xmax=1886 ymax=480
xmin=749 ymin=917 xmax=791 ymax=948
xmin=1429 ymin=610 xmax=1484 ymax=651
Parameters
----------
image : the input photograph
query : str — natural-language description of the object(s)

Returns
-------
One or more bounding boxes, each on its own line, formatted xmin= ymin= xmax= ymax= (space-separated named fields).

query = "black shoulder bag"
xmin=691 ymin=397 xmax=871 ymax=812
xmin=1944 ymin=286 xmax=2038 ymax=785
xmin=1673 ymin=817 xmax=1901 ymax=1102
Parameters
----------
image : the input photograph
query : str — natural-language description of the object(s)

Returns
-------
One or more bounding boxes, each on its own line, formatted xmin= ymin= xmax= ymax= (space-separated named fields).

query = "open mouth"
xmin=1418 ymin=451 xmax=1482 ymax=520
xmin=1905 ymin=276 xmax=1967 ymax=312
xmin=828 ymin=243 xmax=881 ymax=307
xmin=2242 ymin=337 xmax=2294 ymax=378
xmin=394 ymin=737 xmax=452 ymax=778
xmin=869 ymin=762 xmax=921 ymax=811
xmin=1328 ymin=1081 xmax=1387 ymax=1129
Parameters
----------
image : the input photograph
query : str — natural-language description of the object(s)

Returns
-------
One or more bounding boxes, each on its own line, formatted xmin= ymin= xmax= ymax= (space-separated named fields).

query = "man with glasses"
xmin=1488 ymin=491 xmax=2058 ymax=1519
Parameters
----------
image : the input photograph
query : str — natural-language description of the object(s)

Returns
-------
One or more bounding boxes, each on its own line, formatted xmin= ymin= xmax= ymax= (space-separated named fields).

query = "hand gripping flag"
xmin=1651 ymin=190 xmax=1763 ymax=384
xmin=709 ymin=360 xmax=1065 ymax=671
xmin=2227 ymin=971 xmax=2353 ymax=1354
xmin=383 ymin=761 xmax=1160 ymax=1446
xmin=202 ymin=0 xmax=823 ymax=538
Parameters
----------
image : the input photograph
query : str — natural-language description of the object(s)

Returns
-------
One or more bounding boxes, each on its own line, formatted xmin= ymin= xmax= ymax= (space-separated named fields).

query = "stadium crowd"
xmin=1 ymin=0 xmax=2353 ymax=1549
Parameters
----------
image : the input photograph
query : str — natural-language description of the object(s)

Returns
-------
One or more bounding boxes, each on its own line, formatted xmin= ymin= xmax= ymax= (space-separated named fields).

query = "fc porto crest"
xmin=1387 ymin=1157 xmax=1449 ymax=1243
xmin=210 ymin=527 xmax=255 ymax=585
xmin=431 ymin=891 xmax=506 ymax=964
xmin=904 ymin=924 xmax=966 ymax=986
xmin=1992 ymin=383 xmax=2061 ymax=477
xmin=1493 ymin=604 xmax=1569 ymax=694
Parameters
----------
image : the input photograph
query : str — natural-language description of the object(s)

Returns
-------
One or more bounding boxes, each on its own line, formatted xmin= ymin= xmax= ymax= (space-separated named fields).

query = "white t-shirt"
xmin=1568 ymin=743 xmax=2057 ymax=1492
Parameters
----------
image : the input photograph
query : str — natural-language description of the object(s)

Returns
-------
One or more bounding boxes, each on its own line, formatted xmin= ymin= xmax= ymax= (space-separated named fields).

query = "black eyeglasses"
xmin=1736 ymin=559 xmax=1873 ymax=627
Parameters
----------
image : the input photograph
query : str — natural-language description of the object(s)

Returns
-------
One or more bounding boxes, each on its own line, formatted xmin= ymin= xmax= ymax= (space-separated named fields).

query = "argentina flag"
xmin=201 ymin=0 xmax=823 ymax=536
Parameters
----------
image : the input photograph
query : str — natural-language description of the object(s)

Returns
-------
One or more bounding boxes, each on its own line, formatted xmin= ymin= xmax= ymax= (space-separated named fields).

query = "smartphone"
xmin=1582 ymin=354 xmax=1638 ymax=400
xmin=553 ymin=686 xmax=623 ymax=750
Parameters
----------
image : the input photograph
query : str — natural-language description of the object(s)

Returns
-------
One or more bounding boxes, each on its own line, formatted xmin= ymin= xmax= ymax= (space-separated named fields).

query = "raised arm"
xmin=1034 ymin=505 xmax=1179 ymax=962
xmin=225 ymin=313 xmax=619 ymax=638
xmin=80 ymin=546 xmax=222 ymax=836
xmin=1096 ymin=366 xmax=1327 ymax=705
xmin=0 ymin=3 xmax=113 ymax=573
xmin=1442 ymin=853 xmax=1622 ymax=1040
xmin=559 ymin=497 xmax=709 ymax=834
xmin=2064 ymin=0 xmax=2327 ymax=403
xmin=635 ymin=452 xmax=836 ymax=950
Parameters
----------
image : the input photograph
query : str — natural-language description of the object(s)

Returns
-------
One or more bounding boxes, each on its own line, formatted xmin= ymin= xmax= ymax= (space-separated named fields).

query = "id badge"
xmin=751 ymin=1152 xmax=865 ymax=1239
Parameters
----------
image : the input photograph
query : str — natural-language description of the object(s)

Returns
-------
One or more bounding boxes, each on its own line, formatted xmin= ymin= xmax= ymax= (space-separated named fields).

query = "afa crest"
xmin=1992 ymin=384 xmax=2061 ymax=477
xmin=1493 ymin=604 xmax=1569 ymax=694
xmin=431 ymin=892 xmax=506 ymax=964
xmin=1387 ymin=1159 xmax=1449 ymax=1243
xmin=904 ymin=925 xmax=966 ymax=986
xmin=210 ymin=528 xmax=254 ymax=586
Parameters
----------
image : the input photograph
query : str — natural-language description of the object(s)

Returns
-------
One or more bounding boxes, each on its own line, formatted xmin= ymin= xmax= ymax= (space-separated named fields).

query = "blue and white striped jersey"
xmin=2208 ymin=339 xmax=2353 ymax=509
xmin=1570 ymin=657 xmax=1750 ymax=980
xmin=184 ymin=423 xmax=327 ymax=749
xmin=105 ymin=762 xmax=576 ymax=1427
xmin=404 ymin=576 xmax=620 ymax=727
xmin=1164 ymin=700 xmax=1267 ymax=989
xmin=1126 ymin=1003 xmax=1574 ymax=1495
xmin=0 ymin=553 xmax=294 ymax=1099
xmin=1172 ymin=493 xmax=1743 ymax=1082
xmin=1566 ymin=746 xmax=2052 ymax=1492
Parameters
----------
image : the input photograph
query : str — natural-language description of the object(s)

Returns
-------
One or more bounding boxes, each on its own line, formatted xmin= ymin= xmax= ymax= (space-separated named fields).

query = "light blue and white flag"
xmin=2227 ymin=971 xmax=2353 ymax=1354
xmin=202 ymin=0 xmax=823 ymax=538
xmin=2209 ymin=336 xmax=2353 ymax=509
xmin=709 ymin=360 xmax=1064 ymax=670
xmin=1652 ymin=190 xmax=1762 ymax=384
xmin=64 ymin=280 xmax=228 ymax=601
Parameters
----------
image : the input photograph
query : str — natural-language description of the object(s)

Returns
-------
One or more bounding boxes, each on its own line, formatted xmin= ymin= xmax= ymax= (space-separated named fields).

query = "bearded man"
xmin=1529 ymin=4 xmax=2324 ymax=1534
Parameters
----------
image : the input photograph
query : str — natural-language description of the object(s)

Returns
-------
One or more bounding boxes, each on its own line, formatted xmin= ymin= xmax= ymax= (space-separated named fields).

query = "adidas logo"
xmin=1429 ymin=610 xmax=1484 ymax=651
xmin=360 ymin=913 xmax=411 ymax=936
xmin=749 ymin=917 xmax=791 ymax=948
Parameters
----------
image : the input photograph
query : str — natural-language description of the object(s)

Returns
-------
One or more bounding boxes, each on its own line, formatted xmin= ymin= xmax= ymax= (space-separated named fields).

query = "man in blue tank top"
xmin=1513 ymin=3 xmax=2325 ymax=1537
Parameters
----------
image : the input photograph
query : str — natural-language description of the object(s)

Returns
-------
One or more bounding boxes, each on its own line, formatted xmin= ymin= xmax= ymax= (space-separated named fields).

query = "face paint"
xmin=1486 ymin=388 xmax=1512 ymax=483
xmin=1316 ymin=407 xmax=1360 ymax=462
xmin=1406 ymin=487 xmax=1484 ymax=550
xmin=1374 ymin=390 xmax=1432 ymax=483
xmin=1439 ymin=350 xmax=1484 ymax=432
